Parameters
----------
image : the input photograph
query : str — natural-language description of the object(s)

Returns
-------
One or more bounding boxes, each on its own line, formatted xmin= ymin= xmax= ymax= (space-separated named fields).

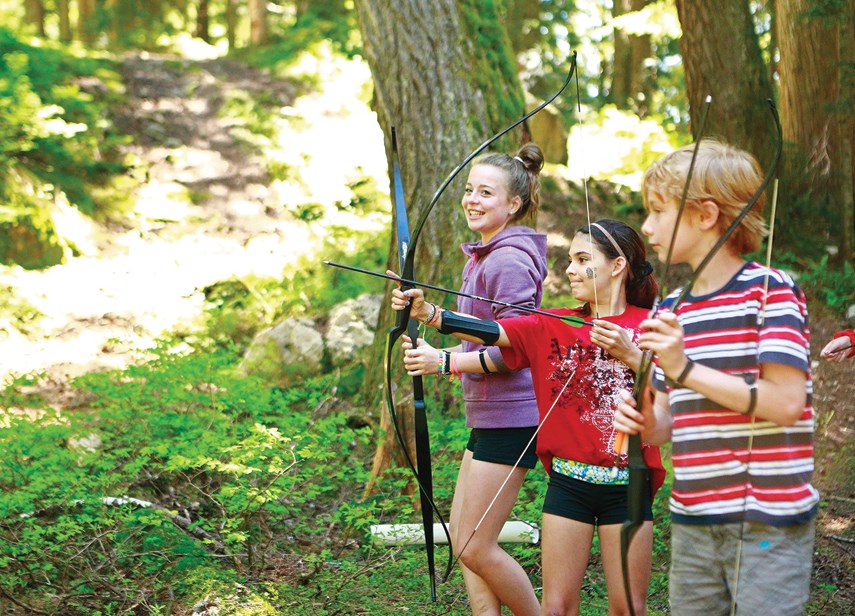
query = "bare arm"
xmin=400 ymin=335 xmax=498 ymax=377
xmin=389 ymin=280 xmax=512 ymax=346
xmin=640 ymin=310 xmax=807 ymax=426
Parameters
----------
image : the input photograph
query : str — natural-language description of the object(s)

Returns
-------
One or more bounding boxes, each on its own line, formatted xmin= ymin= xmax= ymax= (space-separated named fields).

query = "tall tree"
xmin=195 ymin=0 xmax=210 ymax=42
xmin=611 ymin=0 xmax=652 ymax=115
xmin=24 ymin=0 xmax=46 ymax=36
xmin=58 ymin=0 xmax=72 ymax=41
xmin=675 ymin=0 xmax=774 ymax=161
xmin=78 ymin=0 xmax=96 ymax=44
xmin=352 ymin=0 xmax=529 ymax=482
xmin=777 ymin=0 xmax=854 ymax=262
xmin=226 ymin=0 xmax=237 ymax=49
xmin=248 ymin=0 xmax=267 ymax=45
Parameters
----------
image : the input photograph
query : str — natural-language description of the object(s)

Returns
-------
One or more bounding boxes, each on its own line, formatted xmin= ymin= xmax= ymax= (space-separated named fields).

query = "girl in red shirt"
xmin=393 ymin=219 xmax=665 ymax=616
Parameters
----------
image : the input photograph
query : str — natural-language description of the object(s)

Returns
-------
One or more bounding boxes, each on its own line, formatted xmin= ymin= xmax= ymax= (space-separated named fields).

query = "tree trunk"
xmin=77 ymin=0 xmax=96 ymax=44
xmin=248 ymin=0 xmax=267 ymax=45
xmin=777 ymin=0 xmax=853 ymax=260
xmin=24 ymin=0 xmax=46 ymax=36
xmin=57 ymin=0 xmax=71 ymax=41
xmin=226 ymin=0 xmax=237 ymax=50
xmin=611 ymin=0 xmax=651 ymax=115
xmin=675 ymin=0 xmax=774 ymax=161
xmin=840 ymin=1 xmax=855 ymax=262
xmin=353 ymin=0 xmax=528 ymax=491
xmin=195 ymin=0 xmax=210 ymax=42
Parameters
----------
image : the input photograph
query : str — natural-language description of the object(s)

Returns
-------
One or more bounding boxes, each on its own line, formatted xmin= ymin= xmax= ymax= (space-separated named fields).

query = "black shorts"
xmin=542 ymin=471 xmax=653 ymax=525
xmin=465 ymin=426 xmax=538 ymax=469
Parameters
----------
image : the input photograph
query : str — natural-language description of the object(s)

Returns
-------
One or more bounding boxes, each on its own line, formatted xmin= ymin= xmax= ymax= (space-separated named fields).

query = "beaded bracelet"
xmin=420 ymin=303 xmax=438 ymax=326
xmin=425 ymin=304 xmax=442 ymax=327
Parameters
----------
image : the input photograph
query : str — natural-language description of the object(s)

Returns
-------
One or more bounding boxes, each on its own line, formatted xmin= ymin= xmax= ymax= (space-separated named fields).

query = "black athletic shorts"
xmin=542 ymin=471 xmax=653 ymax=525
xmin=465 ymin=426 xmax=538 ymax=469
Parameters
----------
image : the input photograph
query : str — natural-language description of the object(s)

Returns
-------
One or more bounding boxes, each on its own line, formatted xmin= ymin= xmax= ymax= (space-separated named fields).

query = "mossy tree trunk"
xmin=353 ymin=0 xmax=529 ymax=493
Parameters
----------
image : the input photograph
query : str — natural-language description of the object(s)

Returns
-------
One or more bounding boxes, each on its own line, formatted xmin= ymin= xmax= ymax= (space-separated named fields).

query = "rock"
xmin=325 ymin=293 xmax=382 ymax=366
xmin=239 ymin=316 xmax=324 ymax=387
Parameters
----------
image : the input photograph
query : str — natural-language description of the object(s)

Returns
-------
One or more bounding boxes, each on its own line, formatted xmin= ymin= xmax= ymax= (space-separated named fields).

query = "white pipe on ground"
xmin=370 ymin=520 xmax=539 ymax=545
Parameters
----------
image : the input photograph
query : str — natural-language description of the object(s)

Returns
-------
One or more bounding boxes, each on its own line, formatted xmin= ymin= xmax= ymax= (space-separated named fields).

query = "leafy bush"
xmin=797 ymin=256 xmax=855 ymax=314
xmin=0 ymin=28 xmax=128 ymax=215
xmin=0 ymin=348 xmax=382 ymax=613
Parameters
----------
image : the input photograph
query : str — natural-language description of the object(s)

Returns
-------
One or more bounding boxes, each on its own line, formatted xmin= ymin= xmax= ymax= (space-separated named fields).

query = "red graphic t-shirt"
xmin=500 ymin=305 xmax=665 ymax=493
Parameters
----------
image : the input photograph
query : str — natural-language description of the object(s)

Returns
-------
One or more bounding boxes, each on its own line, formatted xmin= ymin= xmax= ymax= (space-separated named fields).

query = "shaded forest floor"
xmin=0 ymin=50 xmax=852 ymax=612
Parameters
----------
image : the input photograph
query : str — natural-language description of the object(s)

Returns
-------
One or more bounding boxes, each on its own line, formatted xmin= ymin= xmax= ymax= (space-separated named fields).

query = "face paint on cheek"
xmin=585 ymin=267 xmax=595 ymax=279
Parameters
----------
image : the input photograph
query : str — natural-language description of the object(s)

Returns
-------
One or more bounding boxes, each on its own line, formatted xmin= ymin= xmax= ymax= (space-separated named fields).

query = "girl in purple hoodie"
xmin=397 ymin=142 xmax=547 ymax=615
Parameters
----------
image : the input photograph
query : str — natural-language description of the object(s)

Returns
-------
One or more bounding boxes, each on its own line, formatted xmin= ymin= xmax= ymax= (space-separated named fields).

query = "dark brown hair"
xmin=576 ymin=218 xmax=659 ymax=311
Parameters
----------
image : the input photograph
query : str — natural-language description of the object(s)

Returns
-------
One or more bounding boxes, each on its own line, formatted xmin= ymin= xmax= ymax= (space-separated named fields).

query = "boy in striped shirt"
xmin=613 ymin=139 xmax=818 ymax=615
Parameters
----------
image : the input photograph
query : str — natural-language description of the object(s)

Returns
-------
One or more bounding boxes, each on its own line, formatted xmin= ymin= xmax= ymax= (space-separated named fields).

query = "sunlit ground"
xmin=0 ymin=44 xmax=676 ymax=386
xmin=0 ymin=46 xmax=388 ymax=385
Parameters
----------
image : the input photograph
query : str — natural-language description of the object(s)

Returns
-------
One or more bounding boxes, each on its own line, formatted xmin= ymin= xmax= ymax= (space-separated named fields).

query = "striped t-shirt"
xmin=653 ymin=262 xmax=819 ymax=526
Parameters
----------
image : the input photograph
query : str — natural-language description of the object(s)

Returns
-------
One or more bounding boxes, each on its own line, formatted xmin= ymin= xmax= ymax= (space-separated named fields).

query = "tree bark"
xmin=248 ymin=0 xmax=267 ymax=45
xmin=777 ymin=0 xmax=853 ymax=260
xmin=675 ymin=0 xmax=774 ymax=162
xmin=611 ymin=0 xmax=652 ymax=115
xmin=24 ymin=0 xmax=46 ymax=37
xmin=195 ymin=0 xmax=210 ymax=42
xmin=353 ymin=0 xmax=527 ymax=491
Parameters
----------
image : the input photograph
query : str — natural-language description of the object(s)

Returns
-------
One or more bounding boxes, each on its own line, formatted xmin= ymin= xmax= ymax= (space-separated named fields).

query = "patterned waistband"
xmin=552 ymin=457 xmax=629 ymax=485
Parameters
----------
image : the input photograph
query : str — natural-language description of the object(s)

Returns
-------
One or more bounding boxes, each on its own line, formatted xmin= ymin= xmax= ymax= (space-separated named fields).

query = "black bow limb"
xmin=618 ymin=98 xmax=782 ymax=616
xmin=383 ymin=127 xmax=452 ymax=601
xmin=362 ymin=54 xmax=579 ymax=600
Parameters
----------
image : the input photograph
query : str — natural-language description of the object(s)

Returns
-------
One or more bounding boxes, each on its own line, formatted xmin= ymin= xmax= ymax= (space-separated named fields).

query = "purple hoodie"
xmin=457 ymin=225 xmax=548 ymax=428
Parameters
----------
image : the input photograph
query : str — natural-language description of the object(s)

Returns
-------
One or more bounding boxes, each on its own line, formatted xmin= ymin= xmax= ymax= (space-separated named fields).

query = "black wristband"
xmin=743 ymin=373 xmax=758 ymax=415
xmin=676 ymin=359 xmax=695 ymax=385
xmin=478 ymin=348 xmax=492 ymax=374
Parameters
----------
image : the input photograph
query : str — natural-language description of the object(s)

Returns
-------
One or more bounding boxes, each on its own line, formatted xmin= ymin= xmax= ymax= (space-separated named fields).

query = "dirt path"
xmin=0 ymin=50 xmax=387 ymax=386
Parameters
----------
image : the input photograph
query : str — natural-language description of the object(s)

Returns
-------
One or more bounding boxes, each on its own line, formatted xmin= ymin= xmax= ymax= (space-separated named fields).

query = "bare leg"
xmin=450 ymin=450 xmax=540 ymax=616
xmin=599 ymin=521 xmax=653 ymax=616
xmin=540 ymin=513 xmax=594 ymax=616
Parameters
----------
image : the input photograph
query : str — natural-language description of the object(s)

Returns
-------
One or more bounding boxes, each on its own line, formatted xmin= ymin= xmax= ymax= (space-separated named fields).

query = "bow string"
xmin=616 ymin=94 xmax=713 ymax=616
xmin=616 ymin=98 xmax=781 ymax=616
xmin=381 ymin=53 xmax=578 ymax=599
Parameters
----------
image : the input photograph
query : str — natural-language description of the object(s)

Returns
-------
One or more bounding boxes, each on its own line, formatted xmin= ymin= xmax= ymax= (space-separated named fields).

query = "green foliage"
xmin=0 ymin=28 xmax=133 ymax=268
xmin=797 ymin=257 xmax=855 ymax=314
xmin=219 ymin=87 xmax=280 ymax=141
xmin=0 ymin=348 xmax=380 ymax=612
xmin=0 ymin=29 xmax=129 ymax=215
xmin=0 ymin=283 xmax=42 ymax=335
xmin=238 ymin=1 xmax=360 ymax=75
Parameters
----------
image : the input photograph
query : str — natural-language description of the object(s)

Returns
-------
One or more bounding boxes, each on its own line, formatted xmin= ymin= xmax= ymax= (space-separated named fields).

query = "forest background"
xmin=0 ymin=0 xmax=853 ymax=614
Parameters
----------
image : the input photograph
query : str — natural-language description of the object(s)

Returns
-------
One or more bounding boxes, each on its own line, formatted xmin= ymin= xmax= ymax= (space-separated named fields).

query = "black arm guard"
xmin=437 ymin=309 xmax=501 ymax=345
